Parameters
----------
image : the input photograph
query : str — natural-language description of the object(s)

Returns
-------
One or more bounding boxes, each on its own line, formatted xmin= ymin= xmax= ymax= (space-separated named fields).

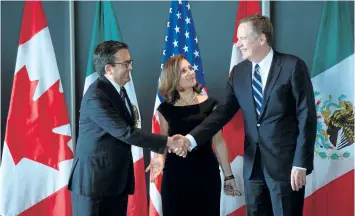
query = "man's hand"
xmin=291 ymin=167 xmax=306 ymax=191
xmin=172 ymin=135 xmax=191 ymax=155
xmin=145 ymin=155 xmax=165 ymax=182
xmin=166 ymin=135 xmax=190 ymax=157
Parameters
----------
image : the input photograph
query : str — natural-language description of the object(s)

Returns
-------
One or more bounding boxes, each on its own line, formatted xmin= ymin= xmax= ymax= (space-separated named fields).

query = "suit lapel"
xmin=259 ymin=52 xmax=282 ymax=118
xmin=98 ymin=76 xmax=135 ymax=126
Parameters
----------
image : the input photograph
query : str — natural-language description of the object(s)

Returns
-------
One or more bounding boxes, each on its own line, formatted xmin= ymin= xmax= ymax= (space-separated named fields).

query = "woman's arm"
xmin=213 ymin=131 xmax=233 ymax=176
xmin=213 ymin=130 xmax=238 ymax=196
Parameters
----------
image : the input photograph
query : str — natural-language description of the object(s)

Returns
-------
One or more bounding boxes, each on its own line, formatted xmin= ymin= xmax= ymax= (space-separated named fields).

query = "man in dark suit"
xmin=68 ymin=41 xmax=188 ymax=216
xmin=180 ymin=14 xmax=317 ymax=215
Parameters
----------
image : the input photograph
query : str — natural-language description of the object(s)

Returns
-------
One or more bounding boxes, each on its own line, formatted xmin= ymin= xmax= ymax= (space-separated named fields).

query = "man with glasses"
xmin=68 ymin=40 xmax=189 ymax=216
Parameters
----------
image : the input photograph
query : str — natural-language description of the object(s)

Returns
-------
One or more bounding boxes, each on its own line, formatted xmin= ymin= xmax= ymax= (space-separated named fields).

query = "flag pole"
xmin=262 ymin=0 xmax=270 ymax=17
xmin=69 ymin=0 xmax=76 ymax=148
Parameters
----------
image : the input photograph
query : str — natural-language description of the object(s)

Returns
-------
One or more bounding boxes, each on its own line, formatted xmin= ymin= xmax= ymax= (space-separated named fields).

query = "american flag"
xmin=149 ymin=1 xmax=206 ymax=215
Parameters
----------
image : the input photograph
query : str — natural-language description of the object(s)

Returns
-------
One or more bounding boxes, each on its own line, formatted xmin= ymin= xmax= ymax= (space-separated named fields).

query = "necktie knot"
xmin=254 ymin=64 xmax=260 ymax=74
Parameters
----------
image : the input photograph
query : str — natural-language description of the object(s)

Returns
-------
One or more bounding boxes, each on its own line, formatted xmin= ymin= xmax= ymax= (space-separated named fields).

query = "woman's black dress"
xmin=157 ymin=98 xmax=221 ymax=216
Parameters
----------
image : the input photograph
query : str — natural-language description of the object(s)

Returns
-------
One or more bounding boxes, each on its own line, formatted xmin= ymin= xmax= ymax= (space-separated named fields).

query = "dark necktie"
xmin=120 ymin=87 xmax=126 ymax=100
xmin=120 ymin=86 xmax=133 ymax=118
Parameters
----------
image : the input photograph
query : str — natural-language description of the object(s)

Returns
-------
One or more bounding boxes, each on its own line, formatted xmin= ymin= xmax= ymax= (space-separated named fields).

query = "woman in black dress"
xmin=146 ymin=55 xmax=238 ymax=216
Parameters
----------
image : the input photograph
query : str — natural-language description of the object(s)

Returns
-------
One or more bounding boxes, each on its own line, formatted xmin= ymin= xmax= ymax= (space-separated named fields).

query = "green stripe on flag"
xmin=84 ymin=0 xmax=123 ymax=94
xmin=311 ymin=1 xmax=354 ymax=78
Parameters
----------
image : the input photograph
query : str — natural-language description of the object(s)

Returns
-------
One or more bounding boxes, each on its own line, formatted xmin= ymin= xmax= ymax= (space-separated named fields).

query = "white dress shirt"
xmin=252 ymin=48 xmax=273 ymax=92
xmin=107 ymin=78 xmax=132 ymax=116
xmin=186 ymin=48 xmax=305 ymax=170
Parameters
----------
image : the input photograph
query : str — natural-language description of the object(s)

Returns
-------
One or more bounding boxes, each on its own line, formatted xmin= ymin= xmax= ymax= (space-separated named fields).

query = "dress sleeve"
xmin=157 ymin=102 xmax=168 ymax=119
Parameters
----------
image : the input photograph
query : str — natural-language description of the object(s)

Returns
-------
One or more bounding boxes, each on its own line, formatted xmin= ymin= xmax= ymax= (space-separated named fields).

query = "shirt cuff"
xmin=185 ymin=134 xmax=197 ymax=150
xmin=293 ymin=166 xmax=307 ymax=171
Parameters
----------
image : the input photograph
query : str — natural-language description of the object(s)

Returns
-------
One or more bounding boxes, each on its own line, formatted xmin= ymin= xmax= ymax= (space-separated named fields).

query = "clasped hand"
xmin=166 ymin=134 xmax=191 ymax=158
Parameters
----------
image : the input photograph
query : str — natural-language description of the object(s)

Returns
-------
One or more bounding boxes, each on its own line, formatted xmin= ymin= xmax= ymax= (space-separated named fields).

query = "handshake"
xmin=166 ymin=134 xmax=191 ymax=157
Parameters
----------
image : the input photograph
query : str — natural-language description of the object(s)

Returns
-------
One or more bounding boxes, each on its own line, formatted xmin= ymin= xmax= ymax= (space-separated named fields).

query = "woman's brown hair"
xmin=158 ymin=54 xmax=202 ymax=104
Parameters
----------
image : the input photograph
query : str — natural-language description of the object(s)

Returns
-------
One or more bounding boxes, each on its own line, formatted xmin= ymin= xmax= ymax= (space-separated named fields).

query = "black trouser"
xmin=71 ymin=192 xmax=128 ymax=216
xmin=244 ymin=147 xmax=305 ymax=216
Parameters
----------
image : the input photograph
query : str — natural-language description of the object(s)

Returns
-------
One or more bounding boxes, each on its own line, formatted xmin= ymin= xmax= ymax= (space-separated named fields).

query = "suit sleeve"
xmin=189 ymin=67 xmax=240 ymax=146
xmin=86 ymin=92 xmax=167 ymax=154
xmin=291 ymin=59 xmax=317 ymax=169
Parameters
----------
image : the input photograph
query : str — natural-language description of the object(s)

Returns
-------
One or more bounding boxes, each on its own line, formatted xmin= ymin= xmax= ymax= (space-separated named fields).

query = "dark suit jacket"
xmin=190 ymin=51 xmax=317 ymax=181
xmin=68 ymin=75 xmax=167 ymax=198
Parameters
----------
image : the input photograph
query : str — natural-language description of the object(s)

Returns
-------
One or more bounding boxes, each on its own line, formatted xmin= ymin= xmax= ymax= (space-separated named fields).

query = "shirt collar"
xmin=107 ymin=77 xmax=122 ymax=94
xmin=252 ymin=48 xmax=274 ymax=72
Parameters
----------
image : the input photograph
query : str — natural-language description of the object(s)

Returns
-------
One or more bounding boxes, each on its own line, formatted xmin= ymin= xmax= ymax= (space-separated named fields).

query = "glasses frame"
xmin=110 ymin=59 xmax=133 ymax=69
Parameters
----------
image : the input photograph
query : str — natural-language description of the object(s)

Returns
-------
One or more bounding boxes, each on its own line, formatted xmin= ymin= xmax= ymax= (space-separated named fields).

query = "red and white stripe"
xmin=149 ymin=95 xmax=164 ymax=216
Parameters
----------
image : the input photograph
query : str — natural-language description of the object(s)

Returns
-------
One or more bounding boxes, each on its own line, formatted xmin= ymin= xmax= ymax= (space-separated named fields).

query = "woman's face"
xmin=178 ymin=59 xmax=196 ymax=91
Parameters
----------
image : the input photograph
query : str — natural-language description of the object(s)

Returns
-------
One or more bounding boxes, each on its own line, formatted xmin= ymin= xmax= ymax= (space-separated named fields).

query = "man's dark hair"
xmin=93 ymin=40 xmax=129 ymax=75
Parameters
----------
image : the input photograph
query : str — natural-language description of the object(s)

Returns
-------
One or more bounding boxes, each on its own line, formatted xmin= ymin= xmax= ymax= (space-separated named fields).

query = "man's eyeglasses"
xmin=111 ymin=59 xmax=133 ymax=68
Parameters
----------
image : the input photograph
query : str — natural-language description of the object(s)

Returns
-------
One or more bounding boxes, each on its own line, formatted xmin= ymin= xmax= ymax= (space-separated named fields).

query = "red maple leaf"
xmin=5 ymin=66 xmax=73 ymax=170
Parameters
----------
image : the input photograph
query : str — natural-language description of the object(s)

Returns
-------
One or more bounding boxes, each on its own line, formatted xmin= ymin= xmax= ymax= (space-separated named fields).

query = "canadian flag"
xmin=0 ymin=1 xmax=73 ymax=215
xmin=220 ymin=1 xmax=261 ymax=215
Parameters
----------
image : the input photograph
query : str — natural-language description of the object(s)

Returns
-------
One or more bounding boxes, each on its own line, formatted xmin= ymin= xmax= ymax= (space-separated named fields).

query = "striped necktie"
xmin=252 ymin=64 xmax=263 ymax=117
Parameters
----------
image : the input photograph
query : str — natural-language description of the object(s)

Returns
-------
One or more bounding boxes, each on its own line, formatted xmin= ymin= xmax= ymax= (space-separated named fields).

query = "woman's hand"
xmin=145 ymin=155 xmax=165 ymax=182
xmin=224 ymin=178 xmax=238 ymax=196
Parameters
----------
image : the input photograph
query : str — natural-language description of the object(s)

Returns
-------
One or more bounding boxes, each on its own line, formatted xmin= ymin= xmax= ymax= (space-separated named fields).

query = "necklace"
xmin=179 ymin=92 xmax=197 ymax=105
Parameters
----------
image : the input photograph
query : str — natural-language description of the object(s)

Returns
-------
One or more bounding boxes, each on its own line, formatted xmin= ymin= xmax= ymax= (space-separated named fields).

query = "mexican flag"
xmin=84 ymin=2 xmax=147 ymax=215
xmin=303 ymin=2 xmax=354 ymax=215
xmin=83 ymin=0 xmax=122 ymax=93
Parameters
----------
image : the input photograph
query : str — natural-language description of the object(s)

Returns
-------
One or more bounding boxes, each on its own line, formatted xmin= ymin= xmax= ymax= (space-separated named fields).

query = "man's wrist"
xmin=293 ymin=166 xmax=307 ymax=171
xmin=185 ymin=134 xmax=197 ymax=149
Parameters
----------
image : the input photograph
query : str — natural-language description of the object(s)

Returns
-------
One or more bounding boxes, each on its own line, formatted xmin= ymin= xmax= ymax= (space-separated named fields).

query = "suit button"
xmin=257 ymin=124 xmax=260 ymax=127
